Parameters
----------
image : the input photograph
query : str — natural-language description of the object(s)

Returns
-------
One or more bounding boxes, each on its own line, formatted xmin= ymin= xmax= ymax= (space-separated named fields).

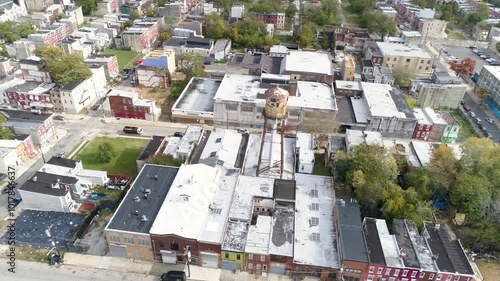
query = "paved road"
xmin=0 ymin=259 xmax=157 ymax=281
xmin=462 ymin=92 xmax=500 ymax=141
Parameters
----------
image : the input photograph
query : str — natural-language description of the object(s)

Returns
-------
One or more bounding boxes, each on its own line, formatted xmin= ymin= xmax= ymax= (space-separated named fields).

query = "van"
xmin=160 ymin=271 xmax=186 ymax=281
xmin=123 ymin=126 xmax=143 ymax=134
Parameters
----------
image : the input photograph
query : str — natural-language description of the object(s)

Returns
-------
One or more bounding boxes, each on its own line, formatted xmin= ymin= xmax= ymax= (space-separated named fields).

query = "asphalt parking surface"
xmin=462 ymin=92 xmax=500 ymax=142
xmin=432 ymin=44 xmax=494 ymax=73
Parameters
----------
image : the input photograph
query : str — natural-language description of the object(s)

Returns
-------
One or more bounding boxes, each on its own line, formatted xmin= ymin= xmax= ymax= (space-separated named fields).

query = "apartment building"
xmin=4 ymin=81 xmax=56 ymax=111
xmin=376 ymin=42 xmax=433 ymax=74
xmin=340 ymin=56 xmax=356 ymax=81
xmin=252 ymin=12 xmax=285 ymax=30
xmin=6 ymin=39 xmax=36 ymax=60
xmin=84 ymin=55 xmax=119 ymax=80
xmin=19 ymin=57 xmax=52 ymax=83
xmin=419 ymin=19 xmax=447 ymax=40
xmin=28 ymin=20 xmax=77 ymax=47
xmin=0 ymin=134 xmax=34 ymax=174
xmin=411 ymin=71 xmax=467 ymax=109
xmin=137 ymin=49 xmax=177 ymax=88
xmin=64 ymin=6 xmax=84 ymax=25
xmin=360 ymin=60 xmax=394 ymax=85
xmin=477 ymin=66 xmax=500 ymax=109
xmin=384 ymin=31 xmax=423 ymax=45
xmin=116 ymin=17 xmax=164 ymax=52
xmin=103 ymin=89 xmax=161 ymax=121
xmin=95 ymin=0 xmax=119 ymax=16
xmin=333 ymin=27 xmax=371 ymax=53
xmin=1 ymin=109 xmax=56 ymax=144
xmin=0 ymin=0 xmax=28 ymax=22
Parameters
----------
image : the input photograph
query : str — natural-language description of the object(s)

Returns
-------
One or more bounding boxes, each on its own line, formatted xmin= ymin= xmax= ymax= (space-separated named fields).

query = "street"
xmin=0 ymin=259 xmax=157 ymax=281
xmin=462 ymin=92 xmax=500 ymax=141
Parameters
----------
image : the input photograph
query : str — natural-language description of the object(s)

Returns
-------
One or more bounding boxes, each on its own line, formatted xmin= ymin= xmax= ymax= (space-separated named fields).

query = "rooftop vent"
xmin=134 ymin=196 xmax=140 ymax=202
xmin=144 ymin=188 xmax=151 ymax=194
xmin=33 ymin=176 xmax=37 ymax=182
xmin=141 ymin=215 xmax=148 ymax=222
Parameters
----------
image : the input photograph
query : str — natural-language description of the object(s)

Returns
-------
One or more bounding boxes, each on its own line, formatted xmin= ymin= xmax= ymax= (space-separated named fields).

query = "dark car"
xmin=478 ymin=124 xmax=487 ymax=132
xmin=462 ymin=105 xmax=471 ymax=112
xmin=160 ymin=271 xmax=186 ymax=281
xmin=485 ymin=132 xmax=493 ymax=139
xmin=53 ymin=115 xmax=65 ymax=121
xmin=460 ymin=100 xmax=465 ymax=105
xmin=123 ymin=126 xmax=143 ymax=135
xmin=173 ymin=132 xmax=184 ymax=137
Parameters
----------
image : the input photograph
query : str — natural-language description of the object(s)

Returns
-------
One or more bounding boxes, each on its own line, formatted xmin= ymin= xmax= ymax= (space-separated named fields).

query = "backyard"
xmin=313 ymin=154 xmax=331 ymax=176
xmin=450 ymin=110 xmax=478 ymax=139
xmin=75 ymin=137 xmax=148 ymax=176
xmin=100 ymin=49 xmax=143 ymax=70
xmin=446 ymin=31 xmax=467 ymax=40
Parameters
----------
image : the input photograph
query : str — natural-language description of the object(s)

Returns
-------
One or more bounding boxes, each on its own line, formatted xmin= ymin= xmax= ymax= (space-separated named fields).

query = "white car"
xmin=468 ymin=111 xmax=476 ymax=118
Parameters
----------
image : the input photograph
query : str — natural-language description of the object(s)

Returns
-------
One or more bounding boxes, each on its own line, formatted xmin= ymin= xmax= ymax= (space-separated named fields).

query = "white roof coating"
xmin=222 ymin=220 xmax=249 ymax=252
xmin=294 ymin=174 xmax=340 ymax=268
xmin=375 ymin=219 xmax=404 ymax=268
xmin=198 ymin=168 xmax=239 ymax=244
xmin=412 ymin=140 xmax=433 ymax=166
xmin=284 ymin=51 xmax=333 ymax=76
xmin=177 ymin=125 xmax=203 ymax=155
xmin=423 ymin=107 xmax=447 ymax=125
xmin=214 ymin=74 xmax=337 ymax=111
xmin=228 ymin=175 xmax=274 ymax=221
xmin=413 ymin=108 xmax=433 ymax=125
xmin=245 ymin=215 xmax=272 ymax=255
xmin=365 ymin=131 xmax=383 ymax=146
xmin=40 ymin=163 xmax=77 ymax=177
xmin=351 ymin=96 xmax=370 ymax=123
xmin=376 ymin=42 xmax=432 ymax=59
xmin=150 ymin=164 xmax=228 ymax=239
xmin=269 ymin=45 xmax=288 ymax=54
xmin=77 ymin=169 xmax=107 ymax=178
xmin=172 ymin=77 xmax=220 ymax=112
xmin=296 ymin=133 xmax=315 ymax=165
xmin=405 ymin=219 xmax=438 ymax=272
xmin=360 ymin=83 xmax=406 ymax=118
xmin=258 ymin=130 xmax=295 ymax=180
xmin=163 ymin=136 xmax=182 ymax=156
xmin=346 ymin=129 xmax=383 ymax=149
xmin=199 ymin=129 xmax=242 ymax=169
xmin=242 ymin=134 xmax=262 ymax=177
xmin=483 ymin=65 xmax=500 ymax=80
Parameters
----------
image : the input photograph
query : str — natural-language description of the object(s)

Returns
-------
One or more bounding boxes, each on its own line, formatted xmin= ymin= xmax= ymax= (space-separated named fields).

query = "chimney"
xmin=33 ymin=176 xmax=37 ymax=182
xmin=288 ymin=79 xmax=298 ymax=96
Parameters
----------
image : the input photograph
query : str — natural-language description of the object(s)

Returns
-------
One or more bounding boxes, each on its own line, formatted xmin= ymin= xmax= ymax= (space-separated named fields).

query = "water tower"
xmin=256 ymin=87 xmax=289 ymax=178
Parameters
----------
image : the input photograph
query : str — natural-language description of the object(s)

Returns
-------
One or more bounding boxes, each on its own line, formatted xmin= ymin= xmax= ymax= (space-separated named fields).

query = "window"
xmin=237 ymin=254 xmax=241 ymax=260
xmin=429 ymin=273 xmax=435 ymax=279
xmin=377 ymin=267 xmax=383 ymax=275
xmin=159 ymin=242 xmax=165 ymax=248
xmin=123 ymin=236 xmax=134 ymax=244
xmin=436 ymin=274 xmax=442 ymax=281
xmin=385 ymin=268 xmax=391 ymax=275
xmin=109 ymin=235 xmax=120 ymax=243
xmin=403 ymin=270 xmax=408 ymax=276
xmin=311 ymin=203 xmax=319 ymax=210
xmin=394 ymin=269 xmax=400 ymax=276
xmin=310 ymin=217 xmax=319 ymax=226
xmin=138 ymin=239 xmax=149 ymax=246
xmin=419 ymin=66 xmax=422 ymax=70
xmin=215 ymin=138 xmax=222 ymax=143
xmin=421 ymin=60 xmax=424 ymax=63
xmin=248 ymin=263 xmax=253 ymax=269
xmin=446 ymin=276 xmax=452 ymax=281
xmin=427 ymin=60 xmax=431 ymax=64
xmin=420 ymin=272 xmax=425 ymax=278
xmin=406 ymin=59 xmax=411 ymax=62
xmin=368 ymin=275 xmax=374 ymax=281
xmin=263 ymin=265 xmax=267 ymax=271
xmin=454 ymin=277 xmax=460 ymax=281
xmin=260 ymin=255 xmax=265 ymax=262
xmin=393 ymin=58 xmax=397 ymax=61
xmin=249 ymin=254 xmax=253 ymax=260
xmin=225 ymin=253 xmax=229 ymax=259
xmin=411 ymin=271 xmax=417 ymax=278
xmin=425 ymin=67 xmax=429 ymax=71
xmin=310 ymin=189 xmax=318 ymax=197
xmin=369 ymin=267 xmax=375 ymax=273
xmin=171 ymin=242 xmax=179 ymax=251
xmin=311 ymin=233 xmax=320 ymax=241
xmin=256 ymin=264 xmax=261 ymax=270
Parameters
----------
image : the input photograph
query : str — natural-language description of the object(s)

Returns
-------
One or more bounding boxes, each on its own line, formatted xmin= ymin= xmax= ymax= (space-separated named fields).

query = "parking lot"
xmin=432 ymin=43 xmax=499 ymax=74
xmin=462 ymin=92 xmax=500 ymax=142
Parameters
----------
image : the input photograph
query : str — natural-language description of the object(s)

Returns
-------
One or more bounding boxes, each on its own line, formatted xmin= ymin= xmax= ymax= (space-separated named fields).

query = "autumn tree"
xmin=35 ymin=46 xmax=92 ymax=87
xmin=297 ymin=22 xmax=316 ymax=48
xmin=428 ymin=144 xmax=459 ymax=193
xmin=204 ymin=14 xmax=228 ymax=40
xmin=393 ymin=67 xmax=415 ymax=88
xmin=449 ymin=173 xmax=491 ymax=221
xmin=0 ymin=21 xmax=35 ymax=43
xmin=158 ymin=32 xmax=171 ymax=43
xmin=475 ymin=88 xmax=489 ymax=105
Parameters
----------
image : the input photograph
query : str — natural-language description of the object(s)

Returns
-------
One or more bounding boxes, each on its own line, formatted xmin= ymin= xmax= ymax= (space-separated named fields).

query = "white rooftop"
xmin=423 ymin=107 xmax=447 ymax=125
xmin=351 ymin=96 xmax=370 ymax=123
xmin=256 ymin=130 xmax=295 ymax=180
xmin=228 ymin=175 xmax=274 ymax=221
xmin=269 ymin=45 xmax=288 ymax=54
xmin=0 ymin=139 xmax=22 ymax=148
xmin=412 ymin=140 xmax=433 ymax=166
xmin=346 ymin=129 xmax=383 ymax=149
xmin=172 ymin=77 xmax=219 ymax=113
xmin=108 ymin=89 xmax=138 ymax=100
xmin=245 ymin=215 xmax=272 ymax=255
xmin=0 ymin=147 xmax=14 ymax=158
xmin=413 ymin=108 xmax=433 ymax=125
xmin=405 ymin=219 xmax=438 ymax=272
xmin=77 ymin=169 xmax=107 ymax=178
xmin=40 ymin=163 xmax=77 ymax=177
xmin=284 ymin=51 xmax=333 ymax=76
xmin=360 ymin=82 xmax=407 ymax=118
xmin=177 ymin=125 xmax=203 ymax=155
xmin=150 ymin=164 xmax=236 ymax=240
xmin=376 ymin=42 xmax=432 ymax=59
xmin=294 ymin=174 xmax=340 ymax=268
xmin=296 ymin=133 xmax=315 ymax=165
xmin=375 ymin=219 xmax=404 ymax=268
xmin=163 ymin=136 xmax=181 ymax=156
xmin=269 ymin=206 xmax=295 ymax=257
xmin=242 ymin=134 xmax=262 ymax=177
xmin=482 ymin=65 xmax=500 ymax=81
xmin=383 ymin=139 xmax=421 ymax=168
xmin=290 ymin=81 xmax=337 ymax=111
xmin=402 ymin=30 xmax=422 ymax=37
xmin=198 ymin=129 xmax=243 ymax=169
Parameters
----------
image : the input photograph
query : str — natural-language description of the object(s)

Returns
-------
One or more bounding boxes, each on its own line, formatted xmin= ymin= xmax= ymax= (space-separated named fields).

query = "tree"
xmin=35 ymin=46 xmax=92 ymax=87
xmin=129 ymin=10 xmax=141 ymax=21
xmin=300 ymin=110 xmax=339 ymax=149
xmin=249 ymin=0 xmax=283 ymax=13
xmin=429 ymin=144 xmax=459 ymax=193
xmin=297 ymin=22 xmax=316 ymax=48
xmin=94 ymin=141 xmax=115 ymax=163
xmin=404 ymin=168 xmax=433 ymax=200
xmin=363 ymin=11 xmax=397 ymax=40
xmin=285 ymin=5 xmax=298 ymax=19
xmin=475 ymin=88 xmax=489 ymax=105
xmin=204 ymin=15 xmax=228 ymax=40
xmin=145 ymin=7 xmax=158 ymax=16
xmin=393 ymin=67 xmax=414 ymax=88
xmin=228 ymin=19 xmax=269 ymax=48
xmin=450 ymin=173 xmax=491 ymax=221
xmin=175 ymin=53 xmax=205 ymax=79
xmin=75 ymin=0 xmax=98 ymax=15
xmin=0 ymin=126 xmax=13 ymax=140
xmin=146 ymin=154 xmax=183 ymax=166
xmin=158 ymin=32 xmax=171 ymax=43
xmin=0 ymin=21 xmax=35 ymax=43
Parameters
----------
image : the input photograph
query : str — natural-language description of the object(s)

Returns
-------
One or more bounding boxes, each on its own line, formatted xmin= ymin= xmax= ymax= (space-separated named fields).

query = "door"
xmin=161 ymin=250 xmax=177 ymax=264
xmin=110 ymin=245 xmax=127 ymax=258
xmin=201 ymin=252 xmax=219 ymax=268
xmin=269 ymin=262 xmax=286 ymax=275
xmin=221 ymin=260 xmax=236 ymax=271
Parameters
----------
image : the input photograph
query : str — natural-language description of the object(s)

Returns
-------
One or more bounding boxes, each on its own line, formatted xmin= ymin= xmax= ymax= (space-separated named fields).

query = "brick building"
xmin=103 ymin=89 xmax=161 ymax=121
xmin=252 ymin=12 xmax=285 ymax=30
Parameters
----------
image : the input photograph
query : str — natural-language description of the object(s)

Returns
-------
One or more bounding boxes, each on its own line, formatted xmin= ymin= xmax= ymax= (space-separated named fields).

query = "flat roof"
xmin=0 ymin=109 xmax=53 ymax=122
xmin=412 ymin=140 xmax=433 ymax=166
xmin=296 ymin=133 xmax=315 ymax=165
xmin=482 ymin=65 xmax=500 ymax=81
xmin=269 ymin=205 xmax=294 ymax=256
xmin=137 ymin=136 xmax=165 ymax=161
xmin=228 ymin=175 xmax=275 ymax=221
xmin=405 ymin=219 xmax=438 ymax=272
xmin=402 ymin=30 xmax=422 ymax=37
xmin=255 ymin=131 xmax=295 ymax=180
xmin=106 ymin=165 xmax=179 ymax=234
xmin=150 ymin=164 xmax=238 ymax=241
xmin=222 ymin=220 xmax=248 ymax=252
xmin=392 ymin=219 xmax=420 ymax=269
xmin=413 ymin=108 xmax=433 ymax=125
xmin=18 ymin=172 xmax=75 ymax=197
xmin=211 ymin=39 xmax=231 ymax=54
xmin=337 ymin=198 xmax=368 ymax=263
xmin=363 ymin=218 xmax=386 ymax=265
xmin=376 ymin=42 xmax=432 ymax=59
xmin=361 ymin=83 xmax=414 ymax=119
xmin=163 ymin=136 xmax=181 ymax=156
xmin=284 ymin=51 xmax=332 ymax=76
xmin=245 ymin=215 xmax=272 ymax=255
xmin=173 ymin=77 xmax=220 ymax=113
xmin=383 ymin=139 xmax=421 ymax=168
xmin=350 ymin=96 xmax=370 ymax=123
xmin=423 ymin=107 xmax=448 ymax=125
xmin=198 ymin=129 xmax=246 ymax=169
xmin=242 ymin=134 xmax=262 ymax=177
xmin=294 ymin=174 xmax=340 ymax=268
xmin=47 ymin=157 xmax=79 ymax=168
xmin=291 ymin=81 xmax=337 ymax=111
xmin=177 ymin=125 xmax=203 ymax=155
xmin=213 ymin=73 xmax=268 ymax=105
xmin=376 ymin=219 xmax=404 ymax=268
xmin=336 ymin=80 xmax=362 ymax=91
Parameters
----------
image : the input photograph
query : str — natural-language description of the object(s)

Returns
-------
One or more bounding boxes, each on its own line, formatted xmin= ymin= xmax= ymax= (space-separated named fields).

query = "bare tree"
xmin=300 ymin=110 xmax=340 ymax=150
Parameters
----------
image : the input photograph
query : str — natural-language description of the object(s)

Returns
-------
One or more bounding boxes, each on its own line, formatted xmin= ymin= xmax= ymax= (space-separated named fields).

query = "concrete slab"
xmin=128 ymin=261 xmax=153 ymax=274
xmin=109 ymin=256 xmax=130 ymax=271
xmin=186 ymin=264 xmax=222 ymax=281
xmin=99 ymin=256 xmax=112 ymax=269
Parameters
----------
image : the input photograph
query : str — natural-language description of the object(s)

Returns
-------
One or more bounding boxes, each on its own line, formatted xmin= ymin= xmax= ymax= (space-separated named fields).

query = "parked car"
xmin=463 ymin=105 xmax=471 ymax=112
xmin=53 ymin=115 xmax=65 ymax=121
xmin=485 ymin=132 xmax=493 ymax=139
xmin=478 ymin=124 xmax=487 ymax=132
xmin=486 ymin=117 xmax=494 ymax=124
xmin=460 ymin=100 xmax=465 ymax=105
xmin=237 ymin=129 xmax=249 ymax=134
xmin=58 ymin=152 xmax=66 ymax=158
xmin=173 ymin=132 xmax=184 ymax=138
xmin=468 ymin=111 xmax=476 ymax=117
xmin=473 ymin=117 xmax=482 ymax=124
xmin=123 ymin=126 xmax=143 ymax=135
xmin=161 ymin=271 xmax=186 ymax=281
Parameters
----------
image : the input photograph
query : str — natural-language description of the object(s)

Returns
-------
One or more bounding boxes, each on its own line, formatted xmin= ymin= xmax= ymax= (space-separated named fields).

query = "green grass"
xmin=75 ymin=137 xmax=148 ymax=176
xmin=100 ymin=49 xmax=143 ymax=70
xmin=341 ymin=3 xmax=363 ymax=27
xmin=67 ymin=140 xmax=87 ymax=159
xmin=450 ymin=110 xmax=477 ymax=139
xmin=447 ymin=31 xmax=467 ymax=40
xmin=313 ymin=154 xmax=331 ymax=176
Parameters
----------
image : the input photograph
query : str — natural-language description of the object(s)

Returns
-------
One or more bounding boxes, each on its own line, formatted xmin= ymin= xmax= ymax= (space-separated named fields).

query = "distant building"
xmin=410 ymin=71 xmax=466 ymax=109
xmin=476 ymin=66 xmax=500 ymax=109
xmin=19 ymin=56 xmax=52 ymax=83
xmin=340 ymin=56 xmax=355 ymax=81
xmin=1 ymin=109 xmax=56 ymax=145
xmin=376 ymin=42 xmax=433 ymax=74
xmin=210 ymin=39 xmax=232 ymax=61
xmin=116 ymin=17 xmax=164 ymax=52
xmin=0 ymin=0 xmax=28 ymax=22
xmin=252 ymin=12 xmax=285 ymax=30
xmin=360 ymin=60 xmax=394 ymax=85
xmin=164 ymin=37 xmax=213 ymax=57
xmin=419 ymin=19 xmax=447 ymax=40
xmin=65 ymin=6 xmax=84 ymax=25
xmin=230 ymin=4 xmax=244 ymax=19
xmin=137 ymin=49 xmax=176 ymax=88
xmin=384 ymin=31 xmax=422 ymax=45
xmin=378 ymin=6 xmax=397 ymax=20
xmin=333 ymin=27 xmax=371 ymax=53
xmin=4 ymin=80 xmax=56 ymax=111
xmin=84 ymin=55 xmax=120 ymax=80
xmin=6 ymin=39 xmax=36 ymax=60
xmin=103 ymin=89 xmax=161 ymax=121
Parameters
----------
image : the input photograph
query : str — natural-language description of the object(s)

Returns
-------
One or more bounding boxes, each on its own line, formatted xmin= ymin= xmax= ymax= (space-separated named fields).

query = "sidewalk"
xmin=102 ymin=117 xmax=192 ymax=129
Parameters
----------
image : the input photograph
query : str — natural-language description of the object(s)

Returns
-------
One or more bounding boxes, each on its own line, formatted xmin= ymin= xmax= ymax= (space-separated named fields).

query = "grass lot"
xmin=75 ymin=137 xmax=148 ymax=176
xmin=341 ymin=3 xmax=362 ymax=27
xmin=313 ymin=154 xmax=331 ymax=176
xmin=450 ymin=110 xmax=477 ymax=139
xmin=100 ymin=49 xmax=143 ymax=70
xmin=447 ymin=31 xmax=467 ymax=40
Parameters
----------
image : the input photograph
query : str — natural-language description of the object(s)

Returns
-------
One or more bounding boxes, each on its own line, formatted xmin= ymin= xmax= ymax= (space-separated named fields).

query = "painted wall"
xmin=221 ymin=251 xmax=245 ymax=270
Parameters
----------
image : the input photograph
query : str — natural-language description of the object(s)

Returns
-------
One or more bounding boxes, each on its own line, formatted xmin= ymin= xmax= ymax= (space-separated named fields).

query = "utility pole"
xmin=184 ymin=246 xmax=191 ymax=277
